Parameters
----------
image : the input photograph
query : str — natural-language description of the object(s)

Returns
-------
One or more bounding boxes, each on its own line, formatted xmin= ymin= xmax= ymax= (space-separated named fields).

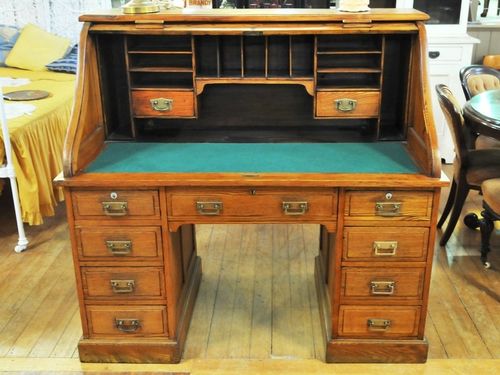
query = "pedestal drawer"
xmin=82 ymin=267 xmax=165 ymax=299
xmin=86 ymin=305 xmax=168 ymax=338
xmin=76 ymin=227 xmax=162 ymax=261
xmin=344 ymin=190 xmax=433 ymax=221
xmin=338 ymin=306 xmax=420 ymax=338
xmin=341 ymin=268 xmax=425 ymax=299
xmin=167 ymin=188 xmax=337 ymax=220
xmin=343 ymin=227 xmax=429 ymax=261
xmin=72 ymin=190 xmax=160 ymax=220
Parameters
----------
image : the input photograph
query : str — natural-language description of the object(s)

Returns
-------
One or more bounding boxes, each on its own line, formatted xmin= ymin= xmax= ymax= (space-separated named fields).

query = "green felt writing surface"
xmin=85 ymin=142 xmax=419 ymax=174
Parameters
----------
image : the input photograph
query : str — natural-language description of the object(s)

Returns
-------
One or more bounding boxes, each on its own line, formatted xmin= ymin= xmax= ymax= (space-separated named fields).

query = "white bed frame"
xmin=0 ymin=86 xmax=28 ymax=252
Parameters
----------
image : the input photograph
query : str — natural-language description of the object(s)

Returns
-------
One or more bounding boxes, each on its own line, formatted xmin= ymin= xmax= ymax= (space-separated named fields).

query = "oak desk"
xmin=57 ymin=8 xmax=446 ymax=364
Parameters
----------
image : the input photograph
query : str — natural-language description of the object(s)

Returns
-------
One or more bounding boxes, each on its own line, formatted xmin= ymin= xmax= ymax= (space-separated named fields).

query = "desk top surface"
xmin=86 ymin=142 xmax=419 ymax=174
xmin=79 ymin=8 xmax=429 ymax=23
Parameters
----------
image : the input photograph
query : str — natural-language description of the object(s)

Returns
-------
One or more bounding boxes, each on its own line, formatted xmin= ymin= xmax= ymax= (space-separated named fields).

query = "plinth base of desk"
xmin=325 ymin=338 xmax=429 ymax=363
xmin=78 ymin=338 xmax=182 ymax=363
xmin=78 ymin=256 xmax=202 ymax=363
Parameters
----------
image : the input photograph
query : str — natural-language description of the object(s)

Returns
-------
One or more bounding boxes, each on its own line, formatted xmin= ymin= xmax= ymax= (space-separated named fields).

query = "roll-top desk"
xmin=57 ymin=8 xmax=447 ymax=364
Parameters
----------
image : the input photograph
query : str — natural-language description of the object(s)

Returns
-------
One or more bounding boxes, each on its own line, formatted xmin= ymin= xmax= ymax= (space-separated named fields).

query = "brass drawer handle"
xmin=196 ymin=201 xmax=223 ymax=215
xmin=370 ymin=281 xmax=395 ymax=295
xmin=367 ymin=318 xmax=391 ymax=331
xmin=150 ymin=98 xmax=173 ymax=112
xmin=373 ymin=241 xmax=398 ymax=256
xmin=375 ymin=202 xmax=402 ymax=217
xmin=115 ymin=318 xmax=141 ymax=333
xmin=335 ymin=98 xmax=357 ymax=112
xmin=110 ymin=279 xmax=135 ymax=294
xmin=102 ymin=201 xmax=128 ymax=216
xmin=105 ymin=240 xmax=132 ymax=255
xmin=282 ymin=201 xmax=309 ymax=215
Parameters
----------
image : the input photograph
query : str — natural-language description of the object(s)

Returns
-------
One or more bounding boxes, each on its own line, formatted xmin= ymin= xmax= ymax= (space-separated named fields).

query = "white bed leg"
xmin=10 ymin=176 xmax=28 ymax=252
xmin=1 ymin=85 xmax=29 ymax=253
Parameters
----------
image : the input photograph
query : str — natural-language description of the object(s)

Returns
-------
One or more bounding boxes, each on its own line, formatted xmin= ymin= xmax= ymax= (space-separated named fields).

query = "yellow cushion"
xmin=5 ymin=24 xmax=71 ymax=71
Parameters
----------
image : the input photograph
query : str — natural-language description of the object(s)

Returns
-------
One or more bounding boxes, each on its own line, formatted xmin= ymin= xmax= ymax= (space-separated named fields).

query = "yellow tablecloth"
xmin=0 ymin=67 xmax=75 ymax=225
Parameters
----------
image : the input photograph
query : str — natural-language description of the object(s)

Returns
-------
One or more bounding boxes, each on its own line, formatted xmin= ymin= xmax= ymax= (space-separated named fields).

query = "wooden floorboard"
xmin=0 ymin=163 xmax=499 ymax=372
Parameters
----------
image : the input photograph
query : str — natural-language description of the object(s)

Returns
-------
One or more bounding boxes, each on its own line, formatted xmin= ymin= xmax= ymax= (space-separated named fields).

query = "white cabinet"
xmin=427 ymin=36 xmax=478 ymax=162
xmin=393 ymin=0 xmax=479 ymax=162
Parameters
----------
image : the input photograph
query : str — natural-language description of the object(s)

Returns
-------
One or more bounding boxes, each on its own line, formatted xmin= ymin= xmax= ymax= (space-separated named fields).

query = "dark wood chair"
xmin=464 ymin=178 xmax=500 ymax=268
xmin=481 ymin=0 xmax=500 ymax=17
xmin=435 ymin=84 xmax=500 ymax=246
xmin=459 ymin=65 xmax=500 ymax=150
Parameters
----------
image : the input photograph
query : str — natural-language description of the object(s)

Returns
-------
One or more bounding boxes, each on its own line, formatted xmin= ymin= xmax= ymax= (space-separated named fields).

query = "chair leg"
xmin=438 ymin=179 xmax=457 ymax=229
xmin=439 ymin=179 xmax=469 ymax=246
xmin=481 ymin=0 xmax=490 ymax=16
xmin=479 ymin=209 xmax=495 ymax=268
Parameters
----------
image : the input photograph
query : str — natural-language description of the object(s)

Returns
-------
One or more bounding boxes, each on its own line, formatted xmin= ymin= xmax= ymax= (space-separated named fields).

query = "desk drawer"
xmin=316 ymin=91 xmax=380 ymax=118
xmin=167 ymin=188 xmax=337 ymax=220
xmin=341 ymin=268 xmax=425 ymax=299
xmin=82 ymin=267 xmax=165 ymax=299
xmin=338 ymin=305 xmax=420 ymax=338
xmin=86 ymin=305 xmax=168 ymax=337
xmin=343 ymin=227 xmax=429 ymax=261
xmin=344 ymin=190 xmax=433 ymax=221
xmin=76 ymin=227 xmax=162 ymax=261
xmin=72 ymin=190 xmax=160 ymax=220
xmin=132 ymin=90 xmax=195 ymax=117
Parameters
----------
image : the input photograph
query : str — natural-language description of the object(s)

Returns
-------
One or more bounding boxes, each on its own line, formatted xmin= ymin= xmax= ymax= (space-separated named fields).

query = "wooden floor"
xmin=0 ymin=165 xmax=499 ymax=373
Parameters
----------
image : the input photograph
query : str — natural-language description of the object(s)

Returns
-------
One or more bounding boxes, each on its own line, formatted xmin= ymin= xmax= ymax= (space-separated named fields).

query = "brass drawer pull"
xmin=370 ymin=280 xmax=395 ymax=295
xmin=375 ymin=202 xmax=402 ymax=216
xmin=102 ymin=201 xmax=128 ymax=216
xmin=150 ymin=98 xmax=173 ymax=112
xmin=110 ymin=279 xmax=135 ymax=294
xmin=105 ymin=240 xmax=132 ymax=255
xmin=335 ymin=98 xmax=357 ymax=112
xmin=367 ymin=318 xmax=391 ymax=331
xmin=373 ymin=241 xmax=398 ymax=256
xmin=196 ymin=201 xmax=223 ymax=215
xmin=282 ymin=201 xmax=309 ymax=215
xmin=115 ymin=318 xmax=141 ymax=333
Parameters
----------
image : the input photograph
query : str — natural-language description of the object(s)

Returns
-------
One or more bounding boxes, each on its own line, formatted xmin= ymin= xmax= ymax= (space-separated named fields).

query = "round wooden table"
xmin=463 ymin=88 xmax=500 ymax=140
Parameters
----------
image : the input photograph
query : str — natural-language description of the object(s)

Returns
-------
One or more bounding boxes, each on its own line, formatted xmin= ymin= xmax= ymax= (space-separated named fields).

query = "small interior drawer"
xmin=72 ymin=190 xmax=160 ymax=220
xmin=82 ymin=267 xmax=165 ymax=299
xmin=132 ymin=90 xmax=195 ymax=117
xmin=341 ymin=267 xmax=425 ymax=299
xmin=343 ymin=227 xmax=429 ymax=261
xmin=86 ymin=305 xmax=168 ymax=337
xmin=316 ymin=91 xmax=380 ymax=118
xmin=76 ymin=226 xmax=162 ymax=261
xmin=344 ymin=190 xmax=433 ymax=222
xmin=167 ymin=188 xmax=337 ymax=220
xmin=338 ymin=305 xmax=420 ymax=338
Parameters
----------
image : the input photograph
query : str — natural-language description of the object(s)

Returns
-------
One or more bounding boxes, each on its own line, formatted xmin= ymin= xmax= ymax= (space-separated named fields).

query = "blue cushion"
xmin=46 ymin=44 xmax=78 ymax=74
xmin=0 ymin=24 xmax=20 ymax=66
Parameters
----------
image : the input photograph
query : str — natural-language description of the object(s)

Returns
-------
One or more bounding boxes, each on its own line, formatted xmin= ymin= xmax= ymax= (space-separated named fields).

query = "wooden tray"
xmin=3 ymin=90 xmax=50 ymax=101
